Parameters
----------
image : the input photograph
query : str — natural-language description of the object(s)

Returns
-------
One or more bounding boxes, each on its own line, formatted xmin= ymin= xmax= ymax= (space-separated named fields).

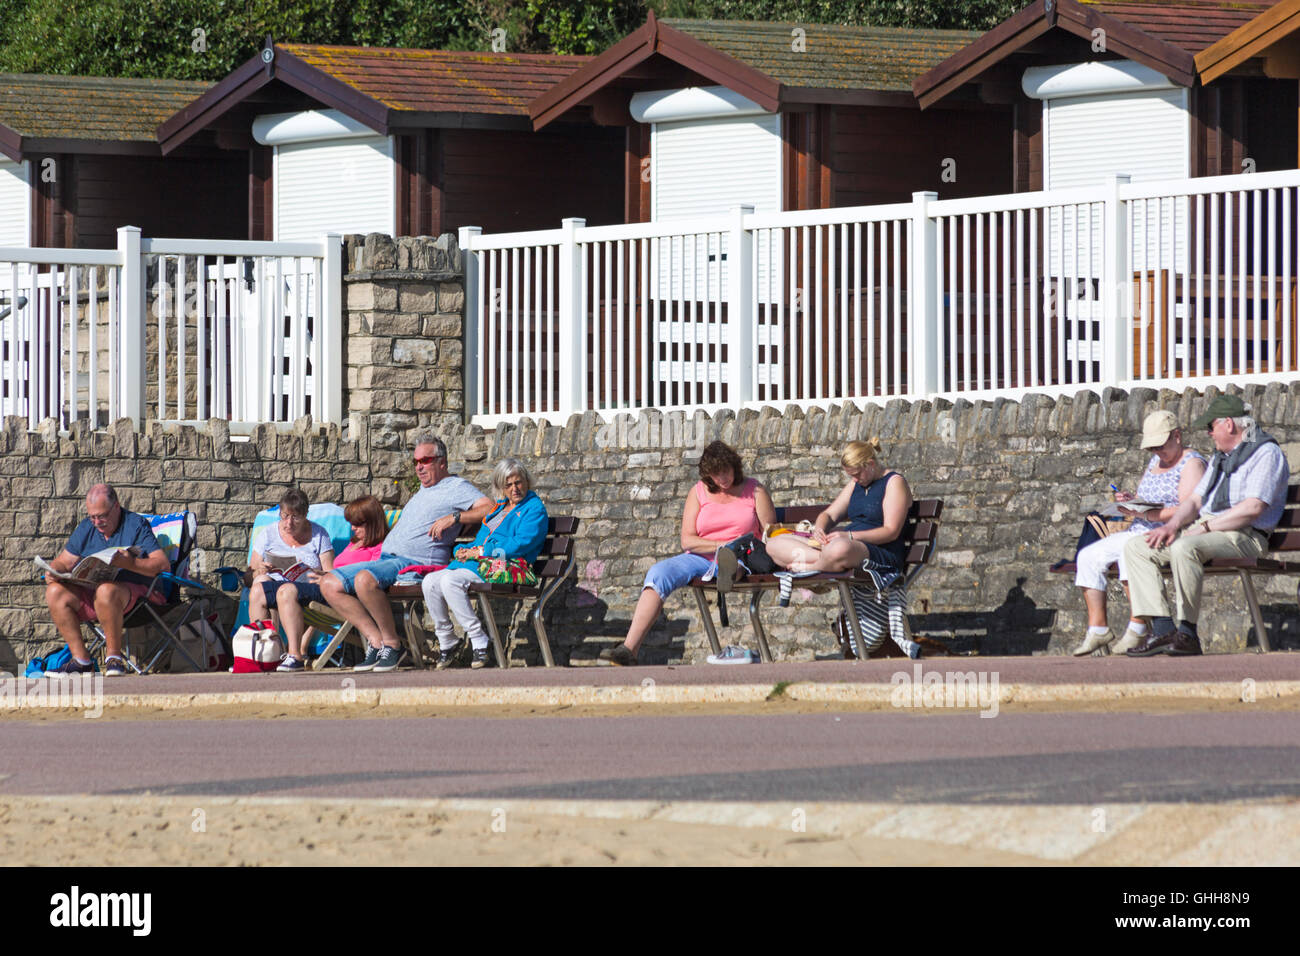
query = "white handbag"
xmin=231 ymin=620 xmax=284 ymax=673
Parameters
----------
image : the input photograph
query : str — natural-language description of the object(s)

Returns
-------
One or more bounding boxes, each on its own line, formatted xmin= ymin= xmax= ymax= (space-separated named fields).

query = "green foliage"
xmin=0 ymin=0 xmax=1021 ymax=79
xmin=653 ymin=0 xmax=1025 ymax=32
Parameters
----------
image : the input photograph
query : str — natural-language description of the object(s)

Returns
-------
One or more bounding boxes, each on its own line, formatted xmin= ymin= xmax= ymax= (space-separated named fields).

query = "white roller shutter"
xmin=1045 ymin=88 xmax=1189 ymax=189
xmin=273 ymin=136 xmax=395 ymax=241
xmin=0 ymin=159 xmax=30 ymax=247
xmin=652 ymin=113 xmax=781 ymax=220
xmin=1046 ymin=89 xmax=1190 ymax=280
xmin=652 ymin=113 xmax=781 ymax=303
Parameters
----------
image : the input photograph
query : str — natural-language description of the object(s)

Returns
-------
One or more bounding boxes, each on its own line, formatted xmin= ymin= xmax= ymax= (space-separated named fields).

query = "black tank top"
xmin=846 ymin=471 xmax=906 ymax=564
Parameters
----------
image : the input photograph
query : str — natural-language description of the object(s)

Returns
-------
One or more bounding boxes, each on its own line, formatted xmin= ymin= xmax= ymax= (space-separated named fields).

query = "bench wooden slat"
xmin=910 ymin=520 xmax=938 ymax=544
xmin=1268 ymin=530 xmax=1300 ymax=550
xmin=916 ymin=499 xmax=943 ymax=520
xmin=550 ymin=516 xmax=579 ymax=535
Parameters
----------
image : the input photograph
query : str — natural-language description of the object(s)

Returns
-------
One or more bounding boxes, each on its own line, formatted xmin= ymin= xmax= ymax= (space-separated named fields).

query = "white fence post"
xmin=909 ymin=191 xmax=939 ymax=397
xmin=458 ymin=226 xmax=481 ymax=421
xmin=116 ymin=226 xmax=145 ymax=429
xmin=557 ymin=217 xmax=586 ymax=417
xmin=1101 ymin=174 xmax=1131 ymax=386
xmin=727 ymin=204 xmax=755 ymax=406
xmin=320 ymin=234 xmax=343 ymax=424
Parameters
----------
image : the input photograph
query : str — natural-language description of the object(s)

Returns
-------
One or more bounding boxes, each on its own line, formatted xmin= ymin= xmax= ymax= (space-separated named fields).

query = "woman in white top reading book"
xmin=1072 ymin=410 xmax=1206 ymax=657
xmin=248 ymin=490 xmax=335 ymax=657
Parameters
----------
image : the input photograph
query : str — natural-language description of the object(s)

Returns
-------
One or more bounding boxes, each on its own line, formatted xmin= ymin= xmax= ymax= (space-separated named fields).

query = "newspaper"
xmin=1095 ymin=500 xmax=1162 ymax=518
xmin=35 ymin=545 xmax=141 ymax=586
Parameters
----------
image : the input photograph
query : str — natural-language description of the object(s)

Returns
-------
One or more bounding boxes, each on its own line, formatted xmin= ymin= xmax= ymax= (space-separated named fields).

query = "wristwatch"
xmin=451 ymin=509 xmax=462 ymax=524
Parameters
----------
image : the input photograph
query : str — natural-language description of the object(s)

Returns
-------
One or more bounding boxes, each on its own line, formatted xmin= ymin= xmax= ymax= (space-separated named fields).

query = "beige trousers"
xmin=1123 ymin=529 xmax=1265 ymax=623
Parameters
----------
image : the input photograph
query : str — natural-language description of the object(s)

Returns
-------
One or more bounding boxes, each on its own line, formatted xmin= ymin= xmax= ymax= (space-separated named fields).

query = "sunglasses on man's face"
xmin=414 ymin=455 xmax=440 ymax=466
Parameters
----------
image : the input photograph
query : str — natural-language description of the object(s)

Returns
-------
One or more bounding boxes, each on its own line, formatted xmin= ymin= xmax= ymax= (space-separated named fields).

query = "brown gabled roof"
xmin=1195 ymin=0 xmax=1300 ymax=82
xmin=1084 ymin=0 xmax=1277 ymax=53
xmin=280 ymin=44 xmax=587 ymax=114
xmin=532 ymin=13 xmax=981 ymax=128
xmin=663 ymin=19 xmax=981 ymax=92
xmin=913 ymin=0 xmax=1280 ymax=108
xmin=157 ymin=42 xmax=589 ymax=155
xmin=0 ymin=73 xmax=210 ymax=161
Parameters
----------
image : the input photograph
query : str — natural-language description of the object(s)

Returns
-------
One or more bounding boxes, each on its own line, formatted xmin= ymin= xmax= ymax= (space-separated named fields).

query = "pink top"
xmin=693 ymin=478 xmax=761 ymax=542
xmin=335 ymin=541 xmax=384 ymax=567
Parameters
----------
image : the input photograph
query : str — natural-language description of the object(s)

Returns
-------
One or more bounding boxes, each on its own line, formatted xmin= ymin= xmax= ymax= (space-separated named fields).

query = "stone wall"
xmin=434 ymin=385 xmax=1300 ymax=665
xmin=2 ymin=229 xmax=1298 ymax=668
xmin=0 ymin=234 xmax=468 ymax=667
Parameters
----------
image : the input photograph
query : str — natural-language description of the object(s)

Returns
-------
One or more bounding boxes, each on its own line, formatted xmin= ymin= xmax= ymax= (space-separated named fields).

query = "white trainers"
xmin=706 ymin=644 xmax=756 ymax=665
xmin=1072 ymin=628 xmax=1115 ymax=657
xmin=1110 ymin=626 xmax=1146 ymax=655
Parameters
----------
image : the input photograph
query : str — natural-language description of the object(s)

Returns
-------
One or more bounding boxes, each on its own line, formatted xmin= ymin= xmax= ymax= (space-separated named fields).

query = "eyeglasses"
xmin=414 ymin=455 xmax=442 ymax=466
xmin=1205 ymin=419 xmax=1220 ymax=433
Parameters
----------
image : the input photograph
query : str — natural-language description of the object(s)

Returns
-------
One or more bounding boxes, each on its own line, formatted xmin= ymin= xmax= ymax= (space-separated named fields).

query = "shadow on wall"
xmin=911 ymin=577 xmax=1058 ymax=656
xmin=1249 ymin=603 xmax=1300 ymax=652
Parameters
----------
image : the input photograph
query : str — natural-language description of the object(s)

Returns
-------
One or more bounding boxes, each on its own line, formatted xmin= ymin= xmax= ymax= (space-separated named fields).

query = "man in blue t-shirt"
xmin=319 ymin=435 xmax=493 ymax=673
xmin=42 ymin=484 xmax=171 ymax=677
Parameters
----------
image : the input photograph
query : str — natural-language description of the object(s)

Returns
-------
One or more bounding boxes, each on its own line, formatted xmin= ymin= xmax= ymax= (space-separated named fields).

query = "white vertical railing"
xmin=0 ymin=229 xmax=343 ymax=430
xmin=458 ymin=169 xmax=1300 ymax=424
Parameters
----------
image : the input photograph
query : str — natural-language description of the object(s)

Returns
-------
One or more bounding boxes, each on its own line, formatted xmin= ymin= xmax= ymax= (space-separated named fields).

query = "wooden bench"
xmin=1049 ymin=483 xmax=1300 ymax=651
xmin=689 ymin=499 xmax=944 ymax=662
xmin=311 ymin=515 xmax=579 ymax=669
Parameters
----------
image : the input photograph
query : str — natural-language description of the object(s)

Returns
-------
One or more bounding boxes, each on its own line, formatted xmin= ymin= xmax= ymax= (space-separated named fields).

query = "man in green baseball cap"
xmin=1123 ymin=395 xmax=1290 ymax=656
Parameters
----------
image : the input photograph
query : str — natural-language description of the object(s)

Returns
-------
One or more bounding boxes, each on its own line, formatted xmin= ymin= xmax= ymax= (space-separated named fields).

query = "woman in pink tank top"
xmin=599 ymin=441 xmax=775 ymax=666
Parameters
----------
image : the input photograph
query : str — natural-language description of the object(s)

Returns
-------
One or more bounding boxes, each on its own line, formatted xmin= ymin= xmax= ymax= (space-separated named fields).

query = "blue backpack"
xmin=25 ymin=645 xmax=98 ymax=677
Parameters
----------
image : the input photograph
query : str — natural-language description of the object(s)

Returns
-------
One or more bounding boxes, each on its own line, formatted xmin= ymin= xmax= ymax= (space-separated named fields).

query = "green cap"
xmin=1190 ymin=394 xmax=1247 ymax=430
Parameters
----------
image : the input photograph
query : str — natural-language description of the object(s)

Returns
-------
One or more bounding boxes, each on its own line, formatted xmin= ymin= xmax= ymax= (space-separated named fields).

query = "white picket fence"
xmin=460 ymin=169 xmax=1300 ymax=426
xmin=0 ymin=228 xmax=343 ymax=430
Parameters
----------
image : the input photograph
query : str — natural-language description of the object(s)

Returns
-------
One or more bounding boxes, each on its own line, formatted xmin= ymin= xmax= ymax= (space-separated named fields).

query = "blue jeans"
xmin=328 ymin=554 xmax=422 ymax=594
xmin=643 ymin=552 xmax=714 ymax=601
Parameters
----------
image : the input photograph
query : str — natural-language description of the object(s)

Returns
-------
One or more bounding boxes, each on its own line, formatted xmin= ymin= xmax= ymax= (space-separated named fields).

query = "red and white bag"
xmin=231 ymin=620 xmax=284 ymax=673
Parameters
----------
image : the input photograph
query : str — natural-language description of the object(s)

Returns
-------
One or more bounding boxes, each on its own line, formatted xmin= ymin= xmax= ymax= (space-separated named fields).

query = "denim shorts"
xmin=328 ymin=554 xmax=421 ymax=594
xmin=643 ymin=552 xmax=714 ymax=600
xmin=262 ymin=580 xmax=326 ymax=608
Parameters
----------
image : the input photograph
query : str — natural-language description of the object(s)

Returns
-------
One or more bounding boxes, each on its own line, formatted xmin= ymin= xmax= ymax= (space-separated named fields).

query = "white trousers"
xmin=1074 ymin=528 xmax=1140 ymax=591
xmin=421 ymin=568 xmax=489 ymax=650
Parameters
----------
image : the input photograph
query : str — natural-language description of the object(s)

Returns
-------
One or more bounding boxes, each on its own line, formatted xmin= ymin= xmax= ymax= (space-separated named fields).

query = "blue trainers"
xmin=706 ymin=645 xmax=756 ymax=665
xmin=276 ymin=655 xmax=305 ymax=673
xmin=371 ymin=646 xmax=407 ymax=673
xmin=44 ymin=656 xmax=96 ymax=678
xmin=353 ymin=645 xmax=382 ymax=672
xmin=104 ymin=656 xmax=129 ymax=677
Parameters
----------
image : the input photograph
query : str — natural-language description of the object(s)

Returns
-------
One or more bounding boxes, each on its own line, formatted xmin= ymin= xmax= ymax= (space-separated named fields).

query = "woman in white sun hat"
xmin=1072 ymin=409 xmax=1206 ymax=657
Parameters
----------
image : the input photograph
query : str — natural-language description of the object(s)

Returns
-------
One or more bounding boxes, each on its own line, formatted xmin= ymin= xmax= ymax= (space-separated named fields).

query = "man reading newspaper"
xmin=40 ymin=484 xmax=170 ymax=677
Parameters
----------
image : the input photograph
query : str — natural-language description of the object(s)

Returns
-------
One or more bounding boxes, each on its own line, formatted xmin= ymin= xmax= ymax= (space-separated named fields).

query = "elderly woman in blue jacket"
xmin=422 ymin=457 xmax=549 ymax=669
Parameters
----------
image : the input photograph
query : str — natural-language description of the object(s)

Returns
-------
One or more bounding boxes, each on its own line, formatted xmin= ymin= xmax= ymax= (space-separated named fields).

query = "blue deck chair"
xmin=218 ymin=503 xmax=375 ymax=669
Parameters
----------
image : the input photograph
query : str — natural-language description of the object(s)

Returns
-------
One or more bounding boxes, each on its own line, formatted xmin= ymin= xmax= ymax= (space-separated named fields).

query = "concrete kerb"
xmin=27 ymin=679 xmax=1300 ymax=712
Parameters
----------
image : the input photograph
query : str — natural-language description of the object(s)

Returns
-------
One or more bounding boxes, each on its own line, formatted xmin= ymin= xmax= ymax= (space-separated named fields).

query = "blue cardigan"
xmin=446 ymin=491 xmax=549 ymax=576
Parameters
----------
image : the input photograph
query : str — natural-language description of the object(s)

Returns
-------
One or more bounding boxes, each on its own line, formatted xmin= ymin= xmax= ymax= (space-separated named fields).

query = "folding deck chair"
xmin=85 ymin=511 xmax=230 ymax=673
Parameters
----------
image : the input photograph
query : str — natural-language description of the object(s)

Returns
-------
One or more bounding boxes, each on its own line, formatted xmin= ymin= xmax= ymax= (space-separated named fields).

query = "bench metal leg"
xmin=475 ymin=593 xmax=510 ymax=669
xmin=692 ymin=587 xmax=723 ymax=657
xmin=748 ymin=590 xmax=773 ymax=663
xmin=530 ymin=601 xmax=556 ymax=668
xmin=400 ymin=601 xmax=429 ymax=669
xmin=835 ymin=581 xmax=871 ymax=661
xmin=1238 ymin=571 xmax=1271 ymax=653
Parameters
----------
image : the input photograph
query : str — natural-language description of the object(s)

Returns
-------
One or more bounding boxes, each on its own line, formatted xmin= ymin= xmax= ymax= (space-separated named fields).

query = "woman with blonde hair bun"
xmin=764 ymin=437 xmax=919 ymax=657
